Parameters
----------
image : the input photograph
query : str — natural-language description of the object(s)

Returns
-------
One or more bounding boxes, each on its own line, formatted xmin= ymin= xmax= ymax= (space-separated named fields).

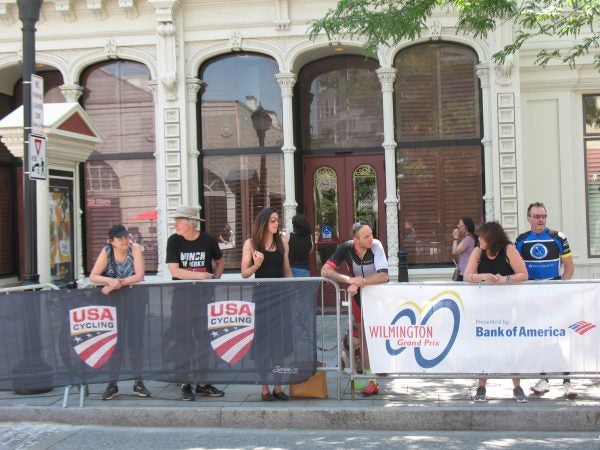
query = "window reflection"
xmin=353 ymin=164 xmax=377 ymax=236
xmin=313 ymin=167 xmax=339 ymax=270
xmin=396 ymin=44 xmax=480 ymax=141
xmin=200 ymin=53 xmax=283 ymax=270
xmin=203 ymin=154 xmax=284 ymax=269
xmin=82 ymin=60 xmax=157 ymax=272
xmin=395 ymin=43 xmax=483 ymax=266
xmin=201 ymin=54 xmax=283 ymax=150
xmin=584 ymin=95 xmax=600 ymax=256
xmin=84 ymin=159 xmax=158 ymax=272
xmin=299 ymin=56 xmax=383 ymax=150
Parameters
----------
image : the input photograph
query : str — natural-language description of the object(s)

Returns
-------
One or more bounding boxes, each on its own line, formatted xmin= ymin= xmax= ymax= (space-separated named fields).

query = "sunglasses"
xmin=353 ymin=221 xmax=367 ymax=232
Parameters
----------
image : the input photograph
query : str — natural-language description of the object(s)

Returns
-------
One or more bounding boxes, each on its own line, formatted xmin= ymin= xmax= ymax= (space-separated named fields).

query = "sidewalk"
xmin=0 ymin=315 xmax=598 ymax=431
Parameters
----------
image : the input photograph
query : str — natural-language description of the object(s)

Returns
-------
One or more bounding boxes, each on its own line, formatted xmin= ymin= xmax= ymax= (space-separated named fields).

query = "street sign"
xmin=31 ymin=74 xmax=44 ymax=136
xmin=29 ymin=134 xmax=46 ymax=180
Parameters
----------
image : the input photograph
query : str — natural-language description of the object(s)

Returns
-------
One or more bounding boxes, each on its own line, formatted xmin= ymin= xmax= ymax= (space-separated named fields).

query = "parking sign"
xmin=29 ymin=134 xmax=46 ymax=180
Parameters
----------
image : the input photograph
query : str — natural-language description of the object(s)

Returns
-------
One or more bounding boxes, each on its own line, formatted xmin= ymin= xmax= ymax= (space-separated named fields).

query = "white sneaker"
xmin=530 ymin=378 xmax=550 ymax=395
xmin=563 ymin=381 xmax=578 ymax=399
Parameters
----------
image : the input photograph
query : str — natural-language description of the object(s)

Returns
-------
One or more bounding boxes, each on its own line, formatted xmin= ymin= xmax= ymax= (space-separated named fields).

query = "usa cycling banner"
xmin=0 ymin=279 xmax=320 ymax=391
xmin=363 ymin=282 xmax=600 ymax=374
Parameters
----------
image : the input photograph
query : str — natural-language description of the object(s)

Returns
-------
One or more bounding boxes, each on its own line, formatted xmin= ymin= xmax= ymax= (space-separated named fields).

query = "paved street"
xmin=0 ymin=423 xmax=599 ymax=450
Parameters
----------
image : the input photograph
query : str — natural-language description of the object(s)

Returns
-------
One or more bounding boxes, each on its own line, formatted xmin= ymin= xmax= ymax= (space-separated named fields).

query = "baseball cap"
xmin=108 ymin=224 xmax=129 ymax=239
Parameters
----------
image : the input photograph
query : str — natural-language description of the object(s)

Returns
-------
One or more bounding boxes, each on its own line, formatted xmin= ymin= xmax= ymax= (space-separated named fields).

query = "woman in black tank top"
xmin=463 ymin=221 xmax=529 ymax=403
xmin=241 ymin=207 xmax=292 ymax=402
xmin=464 ymin=221 xmax=528 ymax=284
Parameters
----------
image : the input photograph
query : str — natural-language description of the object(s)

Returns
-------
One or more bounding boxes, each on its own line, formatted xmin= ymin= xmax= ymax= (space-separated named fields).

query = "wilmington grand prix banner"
xmin=362 ymin=281 xmax=600 ymax=374
xmin=0 ymin=279 xmax=320 ymax=391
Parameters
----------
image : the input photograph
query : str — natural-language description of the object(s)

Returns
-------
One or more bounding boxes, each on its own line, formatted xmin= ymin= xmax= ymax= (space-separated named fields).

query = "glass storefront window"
xmin=313 ymin=166 xmax=339 ymax=270
xmin=202 ymin=153 xmax=284 ymax=269
xmin=396 ymin=44 xmax=480 ymax=141
xmin=395 ymin=43 xmax=483 ymax=265
xmin=201 ymin=54 xmax=283 ymax=150
xmin=200 ymin=53 xmax=284 ymax=269
xmin=81 ymin=60 xmax=157 ymax=272
xmin=299 ymin=56 xmax=383 ymax=150
xmin=584 ymin=95 xmax=600 ymax=256
xmin=353 ymin=164 xmax=378 ymax=233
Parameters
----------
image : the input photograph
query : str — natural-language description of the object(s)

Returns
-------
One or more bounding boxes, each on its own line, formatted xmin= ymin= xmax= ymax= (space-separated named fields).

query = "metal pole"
xmin=18 ymin=0 xmax=42 ymax=285
xmin=13 ymin=0 xmax=52 ymax=395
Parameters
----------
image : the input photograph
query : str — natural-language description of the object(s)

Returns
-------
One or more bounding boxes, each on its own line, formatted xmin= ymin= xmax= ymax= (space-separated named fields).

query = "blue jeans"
xmin=291 ymin=267 xmax=310 ymax=278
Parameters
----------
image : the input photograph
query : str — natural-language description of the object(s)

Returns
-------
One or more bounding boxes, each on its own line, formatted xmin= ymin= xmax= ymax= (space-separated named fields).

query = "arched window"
xmin=81 ymin=60 xmax=157 ymax=272
xmin=200 ymin=53 xmax=283 ymax=269
xmin=395 ymin=43 xmax=483 ymax=265
xmin=299 ymin=56 xmax=383 ymax=151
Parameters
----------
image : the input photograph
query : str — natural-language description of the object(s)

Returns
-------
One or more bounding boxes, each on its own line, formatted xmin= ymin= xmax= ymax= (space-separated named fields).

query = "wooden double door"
xmin=302 ymin=153 xmax=386 ymax=278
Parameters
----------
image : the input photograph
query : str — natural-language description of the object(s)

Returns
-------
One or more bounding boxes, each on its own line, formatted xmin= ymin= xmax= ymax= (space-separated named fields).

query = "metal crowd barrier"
xmin=346 ymin=280 xmax=600 ymax=399
xmin=63 ymin=277 xmax=344 ymax=407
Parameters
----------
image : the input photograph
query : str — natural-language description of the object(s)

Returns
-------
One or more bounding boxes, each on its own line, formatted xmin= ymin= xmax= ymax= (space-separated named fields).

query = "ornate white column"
xmin=476 ymin=63 xmax=495 ymax=221
xmin=59 ymin=83 xmax=83 ymax=102
xmin=186 ymin=77 xmax=203 ymax=207
xmin=36 ymin=177 xmax=50 ymax=284
xmin=150 ymin=0 xmax=179 ymax=103
xmin=149 ymin=0 xmax=181 ymax=278
xmin=377 ymin=67 xmax=399 ymax=279
xmin=276 ymin=72 xmax=297 ymax=232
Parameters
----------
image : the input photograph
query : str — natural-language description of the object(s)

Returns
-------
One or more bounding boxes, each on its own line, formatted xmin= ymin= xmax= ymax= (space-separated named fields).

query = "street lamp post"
xmin=18 ymin=0 xmax=42 ymax=285
xmin=14 ymin=0 xmax=52 ymax=395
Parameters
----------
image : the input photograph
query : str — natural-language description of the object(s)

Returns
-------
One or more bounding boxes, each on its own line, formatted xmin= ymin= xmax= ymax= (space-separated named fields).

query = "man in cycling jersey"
xmin=321 ymin=221 xmax=388 ymax=396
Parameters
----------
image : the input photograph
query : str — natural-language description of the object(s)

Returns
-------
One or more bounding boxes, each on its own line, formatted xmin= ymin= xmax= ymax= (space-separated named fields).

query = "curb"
xmin=1 ymin=406 xmax=600 ymax=431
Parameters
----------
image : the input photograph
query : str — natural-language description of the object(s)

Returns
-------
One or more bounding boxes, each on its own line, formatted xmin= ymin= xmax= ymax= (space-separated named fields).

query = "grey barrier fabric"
xmin=0 ymin=279 xmax=320 ymax=390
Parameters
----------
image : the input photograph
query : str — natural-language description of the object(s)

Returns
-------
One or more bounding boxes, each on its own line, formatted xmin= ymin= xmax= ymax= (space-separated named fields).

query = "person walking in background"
xmin=451 ymin=217 xmax=477 ymax=281
xmin=321 ymin=221 xmax=389 ymax=396
xmin=90 ymin=224 xmax=150 ymax=400
xmin=241 ymin=207 xmax=293 ymax=401
xmin=515 ymin=201 xmax=577 ymax=398
xmin=166 ymin=205 xmax=225 ymax=401
xmin=286 ymin=214 xmax=314 ymax=277
xmin=463 ymin=221 xmax=529 ymax=403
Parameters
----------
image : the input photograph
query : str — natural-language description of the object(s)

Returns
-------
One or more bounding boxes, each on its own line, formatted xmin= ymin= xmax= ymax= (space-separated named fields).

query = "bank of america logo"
xmin=569 ymin=321 xmax=596 ymax=335
xmin=69 ymin=306 xmax=118 ymax=369
xmin=208 ymin=301 xmax=255 ymax=365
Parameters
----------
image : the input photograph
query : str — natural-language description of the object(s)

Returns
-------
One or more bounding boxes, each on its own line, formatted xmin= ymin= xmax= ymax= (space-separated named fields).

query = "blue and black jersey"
xmin=515 ymin=228 xmax=571 ymax=280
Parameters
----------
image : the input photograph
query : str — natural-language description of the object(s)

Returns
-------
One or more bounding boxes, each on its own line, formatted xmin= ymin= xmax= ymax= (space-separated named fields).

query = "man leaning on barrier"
xmin=515 ymin=201 xmax=577 ymax=399
xmin=321 ymin=221 xmax=389 ymax=396
xmin=166 ymin=205 xmax=225 ymax=401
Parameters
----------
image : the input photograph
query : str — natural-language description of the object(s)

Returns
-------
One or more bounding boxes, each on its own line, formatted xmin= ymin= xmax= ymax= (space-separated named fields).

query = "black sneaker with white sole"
xmin=195 ymin=384 xmax=225 ymax=397
xmin=101 ymin=383 xmax=118 ymax=400
xmin=132 ymin=381 xmax=151 ymax=397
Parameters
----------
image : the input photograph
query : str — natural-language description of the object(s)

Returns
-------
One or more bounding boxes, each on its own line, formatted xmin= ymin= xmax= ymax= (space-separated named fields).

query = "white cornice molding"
xmin=86 ymin=0 xmax=108 ymax=21
xmin=119 ymin=0 xmax=139 ymax=19
xmin=0 ymin=2 xmax=15 ymax=26
xmin=54 ymin=0 xmax=77 ymax=22
xmin=148 ymin=0 xmax=180 ymax=23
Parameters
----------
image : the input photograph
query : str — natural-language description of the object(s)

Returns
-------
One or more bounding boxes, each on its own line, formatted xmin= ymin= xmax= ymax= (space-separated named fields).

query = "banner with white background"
xmin=362 ymin=282 xmax=600 ymax=374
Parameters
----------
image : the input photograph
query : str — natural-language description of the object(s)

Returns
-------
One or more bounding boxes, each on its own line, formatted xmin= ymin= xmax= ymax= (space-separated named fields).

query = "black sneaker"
xmin=513 ymin=386 xmax=529 ymax=403
xmin=101 ymin=383 xmax=118 ymax=400
xmin=195 ymin=384 xmax=225 ymax=397
xmin=132 ymin=381 xmax=151 ymax=397
xmin=181 ymin=384 xmax=195 ymax=401
xmin=473 ymin=386 xmax=487 ymax=402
